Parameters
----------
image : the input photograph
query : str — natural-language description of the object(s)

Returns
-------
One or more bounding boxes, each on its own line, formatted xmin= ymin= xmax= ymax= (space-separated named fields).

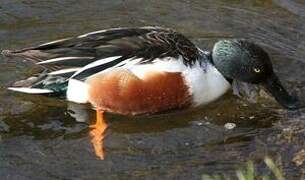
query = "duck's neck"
xmin=200 ymin=50 xmax=233 ymax=84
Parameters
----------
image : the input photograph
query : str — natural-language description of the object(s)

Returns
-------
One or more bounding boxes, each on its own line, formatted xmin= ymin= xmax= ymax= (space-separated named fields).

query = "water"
xmin=1 ymin=0 xmax=305 ymax=179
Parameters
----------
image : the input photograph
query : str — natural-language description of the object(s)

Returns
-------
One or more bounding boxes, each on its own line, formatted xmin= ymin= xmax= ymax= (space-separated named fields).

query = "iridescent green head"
xmin=212 ymin=40 xmax=299 ymax=110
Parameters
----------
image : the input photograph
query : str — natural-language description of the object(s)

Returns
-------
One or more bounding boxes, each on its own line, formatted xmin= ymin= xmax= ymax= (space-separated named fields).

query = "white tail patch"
xmin=37 ymin=56 xmax=94 ymax=65
xmin=8 ymin=87 xmax=53 ymax=94
xmin=48 ymin=68 xmax=80 ymax=76
xmin=71 ymin=56 xmax=122 ymax=79
xmin=66 ymin=79 xmax=89 ymax=103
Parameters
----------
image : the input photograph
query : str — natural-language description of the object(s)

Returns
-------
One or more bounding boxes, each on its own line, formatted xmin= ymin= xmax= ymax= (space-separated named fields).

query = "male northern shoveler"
xmin=1 ymin=27 xmax=299 ymax=115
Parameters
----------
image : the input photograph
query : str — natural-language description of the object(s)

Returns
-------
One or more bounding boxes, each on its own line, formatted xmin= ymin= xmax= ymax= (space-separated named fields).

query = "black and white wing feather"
xmin=2 ymin=26 xmax=201 ymax=93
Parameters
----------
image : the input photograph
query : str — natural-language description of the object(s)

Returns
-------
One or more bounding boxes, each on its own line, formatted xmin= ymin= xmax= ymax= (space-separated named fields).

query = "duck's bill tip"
xmin=261 ymin=74 xmax=300 ymax=110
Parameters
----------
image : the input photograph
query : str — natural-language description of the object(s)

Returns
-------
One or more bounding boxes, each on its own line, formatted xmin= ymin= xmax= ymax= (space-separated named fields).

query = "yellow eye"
xmin=254 ymin=68 xmax=261 ymax=73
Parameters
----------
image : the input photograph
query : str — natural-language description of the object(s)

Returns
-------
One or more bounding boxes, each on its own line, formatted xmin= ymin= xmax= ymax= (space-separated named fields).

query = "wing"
xmin=3 ymin=27 xmax=200 ymax=79
xmin=3 ymin=27 xmax=201 ymax=94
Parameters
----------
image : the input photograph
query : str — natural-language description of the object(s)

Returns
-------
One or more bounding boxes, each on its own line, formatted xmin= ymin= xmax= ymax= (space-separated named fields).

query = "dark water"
xmin=1 ymin=0 xmax=305 ymax=179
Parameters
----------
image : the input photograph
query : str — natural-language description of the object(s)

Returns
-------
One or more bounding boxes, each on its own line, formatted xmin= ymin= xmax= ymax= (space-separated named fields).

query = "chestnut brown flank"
xmin=86 ymin=69 xmax=191 ymax=115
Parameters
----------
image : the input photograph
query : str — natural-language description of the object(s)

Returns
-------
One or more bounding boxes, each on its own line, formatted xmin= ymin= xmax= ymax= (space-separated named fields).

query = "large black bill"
xmin=261 ymin=74 xmax=299 ymax=110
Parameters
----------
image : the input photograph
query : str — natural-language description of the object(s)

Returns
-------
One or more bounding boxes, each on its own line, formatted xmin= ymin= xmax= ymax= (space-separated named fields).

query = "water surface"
xmin=1 ymin=0 xmax=305 ymax=179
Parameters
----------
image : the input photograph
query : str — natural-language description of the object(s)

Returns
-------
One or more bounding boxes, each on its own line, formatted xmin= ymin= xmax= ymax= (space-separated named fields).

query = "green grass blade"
xmin=264 ymin=157 xmax=284 ymax=180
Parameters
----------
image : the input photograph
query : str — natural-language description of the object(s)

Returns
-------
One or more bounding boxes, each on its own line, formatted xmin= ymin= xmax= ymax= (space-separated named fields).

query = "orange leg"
xmin=89 ymin=110 xmax=108 ymax=160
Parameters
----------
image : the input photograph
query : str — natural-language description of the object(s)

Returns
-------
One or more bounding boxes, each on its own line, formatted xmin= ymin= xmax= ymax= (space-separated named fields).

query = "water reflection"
xmin=0 ymin=88 xmax=303 ymax=178
xmin=64 ymin=95 xmax=278 ymax=160
xmin=89 ymin=111 xmax=107 ymax=160
xmin=67 ymin=103 xmax=108 ymax=159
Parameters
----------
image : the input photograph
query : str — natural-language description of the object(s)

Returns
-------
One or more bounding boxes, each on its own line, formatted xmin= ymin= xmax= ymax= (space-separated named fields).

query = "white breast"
xmin=183 ymin=62 xmax=231 ymax=106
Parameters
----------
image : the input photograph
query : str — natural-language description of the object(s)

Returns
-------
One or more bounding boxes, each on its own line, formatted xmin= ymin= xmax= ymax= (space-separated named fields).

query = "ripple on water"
xmin=0 ymin=0 xmax=305 ymax=179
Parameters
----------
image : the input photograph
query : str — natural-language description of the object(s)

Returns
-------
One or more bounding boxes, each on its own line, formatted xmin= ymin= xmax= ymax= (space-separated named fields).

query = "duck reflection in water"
xmin=68 ymin=103 xmax=108 ymax=160
xmin=89 ymin=110 xmax=107 ymax=160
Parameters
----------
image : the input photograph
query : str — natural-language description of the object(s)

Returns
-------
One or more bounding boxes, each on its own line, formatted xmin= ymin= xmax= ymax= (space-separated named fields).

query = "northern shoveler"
xmin=2 ymin=26 xmax=299 ymax=115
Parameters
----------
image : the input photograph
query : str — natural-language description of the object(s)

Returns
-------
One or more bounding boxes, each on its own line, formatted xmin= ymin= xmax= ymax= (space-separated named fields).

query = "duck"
xmin=1 ymin=26 xmax=299 ymax=115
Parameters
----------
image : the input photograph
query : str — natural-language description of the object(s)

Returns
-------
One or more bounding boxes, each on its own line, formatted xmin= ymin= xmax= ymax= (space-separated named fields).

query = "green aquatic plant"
xmin=202 ymin=157 xmax=284 ymax=180
xmin=264 ymin=157 xmax=284 ymax=180
xmin=236 ymin=161 xmax=255 ymax=180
